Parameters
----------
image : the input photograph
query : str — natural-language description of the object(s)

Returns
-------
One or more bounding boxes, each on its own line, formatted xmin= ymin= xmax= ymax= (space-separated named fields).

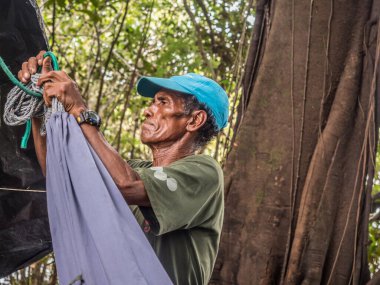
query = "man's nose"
xmin=143 ymin=106 xmax=153 ymax=118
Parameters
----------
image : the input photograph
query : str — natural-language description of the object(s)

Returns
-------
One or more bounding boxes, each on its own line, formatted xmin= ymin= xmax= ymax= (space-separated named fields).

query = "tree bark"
xmin=211 ymin=0 xmax=380 ymax=284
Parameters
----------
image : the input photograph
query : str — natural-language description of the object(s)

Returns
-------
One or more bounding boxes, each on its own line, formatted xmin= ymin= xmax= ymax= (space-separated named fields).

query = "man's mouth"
xmin=142 ymin=120 xmax=155 ymax=129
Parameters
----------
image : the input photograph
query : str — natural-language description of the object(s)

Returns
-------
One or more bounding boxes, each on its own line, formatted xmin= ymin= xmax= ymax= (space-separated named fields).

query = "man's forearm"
xmin=25 ymin=63 xmax=149 ymax=205
xmin=32 ymin=117 xmax=47 ymax=176
xmin=79 ymin=123 xmax=150 ymax=206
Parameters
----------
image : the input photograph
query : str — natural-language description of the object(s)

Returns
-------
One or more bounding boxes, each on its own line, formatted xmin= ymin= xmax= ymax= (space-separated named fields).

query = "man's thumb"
xmin=42 ymin=56 xmax=53 ymax=74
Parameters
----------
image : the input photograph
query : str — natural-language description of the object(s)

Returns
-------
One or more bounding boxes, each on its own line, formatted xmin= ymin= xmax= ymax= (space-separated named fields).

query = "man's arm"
xmin=79 ymin=122 xmax=150 ymax=206
xmin=31 ymin=117 xmax=47 ymax=176
xmin=19 ymin=53 xmax=150 ymax=206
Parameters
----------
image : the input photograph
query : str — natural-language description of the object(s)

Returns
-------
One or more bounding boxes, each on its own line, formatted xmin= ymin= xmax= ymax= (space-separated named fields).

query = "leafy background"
xmin=40 ymin=0 xmax=254 ymax=163
xmin=2 ymin=0 xmax=253 ymax=283
xmin=2 ymin=0 xmax=380 ymax=283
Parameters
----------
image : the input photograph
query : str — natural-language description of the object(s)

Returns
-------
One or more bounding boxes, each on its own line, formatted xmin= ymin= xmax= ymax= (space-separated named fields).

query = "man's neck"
xmin=149 ymin=140 xmax=196 ymax=166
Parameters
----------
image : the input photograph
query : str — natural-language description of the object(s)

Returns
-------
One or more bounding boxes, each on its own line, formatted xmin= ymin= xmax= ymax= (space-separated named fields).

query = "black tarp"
xmin=0 ymin=0 xmax=51 ymax=278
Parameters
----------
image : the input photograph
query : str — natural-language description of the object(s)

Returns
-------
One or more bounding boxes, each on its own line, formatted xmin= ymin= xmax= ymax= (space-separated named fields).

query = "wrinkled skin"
xmin=141 ymin=91 xmax=189 ymax=146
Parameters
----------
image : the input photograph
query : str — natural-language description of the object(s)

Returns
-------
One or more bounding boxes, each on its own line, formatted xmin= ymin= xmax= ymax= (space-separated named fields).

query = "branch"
xmin=114 ymin=0 xmax=155 ymax=151
xmin=221 ymin=0 xmax=255 ymax=157
xmin=95 ymin=2 xmax=130 ymax=113
xmin=194 ymin=0 xmax=216 ymax=53
xmin=369 ymin=211 xmax=380 ymax=222
xmin=183 ymin=0 xmax=216 ymax=78
xmin=82 ymin=24 xmax=102 ymax=101
xmin=51 ymin=0 xmax=56 ymax=50
xmin=242 ymin=0 xmax=268 ymax=108
xmin=229 ymin=0 xmax=266 ymax=150
xmin=112 ymin=50 xmax=143 ymax=77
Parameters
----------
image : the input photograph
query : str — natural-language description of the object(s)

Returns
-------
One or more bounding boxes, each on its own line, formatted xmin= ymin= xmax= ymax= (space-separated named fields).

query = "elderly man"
xmin=19 ymin=51 xmax=228 ymax=285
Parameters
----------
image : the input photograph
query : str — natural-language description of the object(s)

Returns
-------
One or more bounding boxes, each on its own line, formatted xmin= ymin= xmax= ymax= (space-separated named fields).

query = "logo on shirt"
xmin=150 ymin=167 xmax=178 ymax=191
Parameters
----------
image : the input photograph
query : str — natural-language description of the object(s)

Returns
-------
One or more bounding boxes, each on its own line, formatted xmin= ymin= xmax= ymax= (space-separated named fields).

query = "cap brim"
xmin=136 ymin=77 xmax=192 ymax=98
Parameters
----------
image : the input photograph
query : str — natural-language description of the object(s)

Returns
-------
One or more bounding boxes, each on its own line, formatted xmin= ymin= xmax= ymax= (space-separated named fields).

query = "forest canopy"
xmin=2 ymin=0 xmax=380 ymax=284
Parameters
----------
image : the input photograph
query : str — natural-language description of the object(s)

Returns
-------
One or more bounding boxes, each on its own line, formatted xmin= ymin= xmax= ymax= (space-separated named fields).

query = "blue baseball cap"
xmin=136 ymin=73 xmax=229 ymax=130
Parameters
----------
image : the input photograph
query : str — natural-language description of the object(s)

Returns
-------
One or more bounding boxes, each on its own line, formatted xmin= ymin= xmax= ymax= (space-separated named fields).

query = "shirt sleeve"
xmin=133 ymin=155 xmax=223 ymax=235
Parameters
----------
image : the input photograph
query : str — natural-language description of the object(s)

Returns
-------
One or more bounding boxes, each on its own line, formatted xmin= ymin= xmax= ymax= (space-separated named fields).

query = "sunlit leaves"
xmin=38 ymin=0 xmax=252 ymax=162
xmin=369 ymin=143 xmax=380 ymax=274
xmin=3 ymin=0 xmax=253 ymax=282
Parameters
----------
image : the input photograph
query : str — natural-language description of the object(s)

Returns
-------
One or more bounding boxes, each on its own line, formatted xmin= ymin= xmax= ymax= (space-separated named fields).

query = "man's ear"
xmin=186 ymin=110 xmax=207 ymax=132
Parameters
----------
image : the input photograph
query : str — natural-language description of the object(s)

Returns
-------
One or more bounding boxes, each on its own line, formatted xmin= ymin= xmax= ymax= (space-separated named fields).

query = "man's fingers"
xmin=37 ymin=71 xmax=56 ymax=86
xmin=44 ymin=83 xmax=64 ymax=105
xmin=21 ymin=62 xmax=30 ymax=82
xmin=18 ymin=70 xmax=27 ymax=83
xmin=36 ymin=50 xmax=46 ymax=65
xmin=27 ymin=57 xmax=38 ymax=74
xmin=42 ymin=56 xmax=53 ymax=74
xmin=43 ymin=84 xmax=55 ymax=107
xmin=17 ymin=51 xmax=46 ymax=84
xmin=43 ymin=82 xmax=53 ymax=90
xmin=43 ymin=91 xmax=52 ymax=107
xmin=39 ymin=76 xmax=83 ymax=116
xmin=37 ymin=71 xmax=68 ymax=86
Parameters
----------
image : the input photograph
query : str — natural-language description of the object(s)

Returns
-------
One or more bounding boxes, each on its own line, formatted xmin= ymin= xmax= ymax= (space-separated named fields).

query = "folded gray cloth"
xmin=46 ymin=112 xmax=172 ymax=285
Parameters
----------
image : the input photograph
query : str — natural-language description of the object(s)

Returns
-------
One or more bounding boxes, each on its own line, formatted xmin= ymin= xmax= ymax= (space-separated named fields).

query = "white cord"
xmin=0 ymin=187 xmax=45 ymax=193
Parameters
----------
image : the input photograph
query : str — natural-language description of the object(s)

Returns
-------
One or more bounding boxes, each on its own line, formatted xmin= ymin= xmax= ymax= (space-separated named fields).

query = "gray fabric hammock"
xmin=46 ymin=112 xmax=172 ymax=285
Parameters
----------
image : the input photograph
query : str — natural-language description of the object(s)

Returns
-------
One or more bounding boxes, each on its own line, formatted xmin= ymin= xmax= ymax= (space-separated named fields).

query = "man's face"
xmin=140 ymin=90 xmax=190 ymax=146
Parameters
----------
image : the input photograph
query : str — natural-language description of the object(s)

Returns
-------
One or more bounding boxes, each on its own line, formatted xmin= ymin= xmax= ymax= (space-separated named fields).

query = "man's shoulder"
xmin=164 ymin=154 xmax=224 ymax=195
xmin=128 ymin=155 xmax=221 ymax=171
xmin=172 ymin=154 xmax=222 ymax=170
xmin=130 ymin=154 xmax=223 ymax=191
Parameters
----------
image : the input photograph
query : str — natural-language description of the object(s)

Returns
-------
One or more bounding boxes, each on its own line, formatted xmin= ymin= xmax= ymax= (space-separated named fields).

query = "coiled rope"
xmin=4 ymin=74 xmax=45 ymax=125
xmin=0 ymin=51 xmax=63 ymax=148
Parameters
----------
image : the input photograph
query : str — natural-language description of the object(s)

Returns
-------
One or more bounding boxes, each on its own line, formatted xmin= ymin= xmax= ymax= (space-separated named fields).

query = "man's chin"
xmin=140 ymin=135 xmax=153 ymax=145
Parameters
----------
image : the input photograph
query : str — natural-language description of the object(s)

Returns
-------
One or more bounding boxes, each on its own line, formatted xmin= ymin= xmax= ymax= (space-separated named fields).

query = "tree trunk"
xmin=212 ymin=0 xmax=380 ymax=284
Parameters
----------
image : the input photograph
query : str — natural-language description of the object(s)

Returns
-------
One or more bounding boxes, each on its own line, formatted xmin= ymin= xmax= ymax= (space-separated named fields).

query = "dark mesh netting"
xmin=0 ymin=0 xmax=51 ymax=278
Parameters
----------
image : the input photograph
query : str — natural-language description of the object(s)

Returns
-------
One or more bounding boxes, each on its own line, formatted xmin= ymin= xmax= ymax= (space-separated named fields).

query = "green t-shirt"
xmin=128 ymin=154 xmax=224 ymax=285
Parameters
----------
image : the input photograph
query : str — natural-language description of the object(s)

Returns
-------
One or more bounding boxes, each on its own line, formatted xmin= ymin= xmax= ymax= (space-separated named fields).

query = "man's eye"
xmin=157 ymin=98 xmax=167 ymax=105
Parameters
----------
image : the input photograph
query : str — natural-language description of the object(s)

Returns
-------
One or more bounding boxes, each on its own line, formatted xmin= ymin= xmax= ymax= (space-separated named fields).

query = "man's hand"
xmin=18 ymin=50 xmax=52 ymax=83
xmin=17 ymin=52 xmax=149 ymax=206
xmin=18 ymin=50 xmax=52 ymax=176
xmin=37 ymin=71 xmax=87 ymax=117
xmin=17 ymin=50 xmax=86 ymax=116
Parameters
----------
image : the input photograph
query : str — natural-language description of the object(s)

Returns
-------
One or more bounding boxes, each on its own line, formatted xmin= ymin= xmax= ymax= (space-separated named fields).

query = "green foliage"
xmin=4 ymin=0 xmax=380 ymax=282
xmin=369 ymin=221 xmax=380 ymax=273
xmin=37 ymin=0 xmax=252 ymax=161
xmin=2 ymin=0 xmax=253 ymax=283
xmin=369 ymin=146 xmax=380 ymax=274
